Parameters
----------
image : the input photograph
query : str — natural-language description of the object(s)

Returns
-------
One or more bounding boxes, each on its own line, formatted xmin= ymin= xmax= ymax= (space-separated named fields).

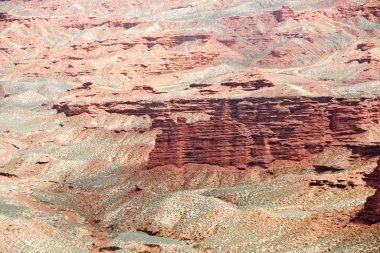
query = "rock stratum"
xmin=1 ymin=0 xmax=380 ymax=252
xmin=54 ymin=96 xmax=380 ymax=169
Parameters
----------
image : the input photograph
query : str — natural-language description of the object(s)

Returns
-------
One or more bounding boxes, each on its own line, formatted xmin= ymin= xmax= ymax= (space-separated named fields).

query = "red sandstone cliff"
xmin=53 ymin=96 xmax=380 ymax=169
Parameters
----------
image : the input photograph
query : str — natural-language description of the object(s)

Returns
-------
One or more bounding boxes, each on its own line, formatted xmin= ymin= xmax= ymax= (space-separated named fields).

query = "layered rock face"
xmin=54 ymin=96 xmax=380 ymax=169
xmin=272 ymin=6 xmax=295 ymax=22
xmin=149 ymin=117 xmax=255 ymax=168
xmin=1 ymin=0 xmax=380 ymax=252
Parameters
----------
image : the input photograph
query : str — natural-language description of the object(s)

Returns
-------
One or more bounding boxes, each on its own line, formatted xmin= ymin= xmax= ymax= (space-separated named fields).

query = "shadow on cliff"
xmin=353 ymin=159 xmax=380 ymax=224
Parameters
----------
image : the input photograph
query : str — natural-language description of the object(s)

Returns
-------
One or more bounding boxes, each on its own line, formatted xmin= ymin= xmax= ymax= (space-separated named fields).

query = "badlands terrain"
xmin=0 ymin=0 xmax=380 ymax=252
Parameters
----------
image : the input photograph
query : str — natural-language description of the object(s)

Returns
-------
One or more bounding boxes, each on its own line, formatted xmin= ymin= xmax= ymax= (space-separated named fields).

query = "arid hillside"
xmin=0 ymin=0 xmax=380 ymax=252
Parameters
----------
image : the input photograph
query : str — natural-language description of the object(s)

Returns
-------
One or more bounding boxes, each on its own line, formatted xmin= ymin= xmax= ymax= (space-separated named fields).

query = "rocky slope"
xmin=1 ymin=0 xmax=380 ymax=252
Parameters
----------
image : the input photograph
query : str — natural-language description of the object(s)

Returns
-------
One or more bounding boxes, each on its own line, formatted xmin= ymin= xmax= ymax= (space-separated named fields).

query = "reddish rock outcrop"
xmin=53 ymin=96 xmax=380 ymax=169
xmin=0 ymin=14 xmax=140 ymax=30
xmin=188 ymin=70 xmax=274 ymax=93
xmin=220 ymin=79 xmax=273 ymax=91
xmin=356 ymin=42 xmax=376 ymax=51
xmin=349 ymin=143 xmax=380 ymax=159
xmin=148 ymin=117 xmax=254 ymax=168
xmin=310 ymin=178 xmax=363 ymax=189
xmin=273 ymin=6 xmax=295 ymax=22
xmin=336 ymin=2 xmax=380 ymax=20
xmin=132 ymin=85 xmax=156 ymax=93
xmin=220 ymin=70 xmax=274 ymax=91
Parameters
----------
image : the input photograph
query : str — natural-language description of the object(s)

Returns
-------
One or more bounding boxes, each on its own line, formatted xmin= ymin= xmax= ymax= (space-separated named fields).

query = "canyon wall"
xmin=54 ymin=96 xmax=380 ymax=169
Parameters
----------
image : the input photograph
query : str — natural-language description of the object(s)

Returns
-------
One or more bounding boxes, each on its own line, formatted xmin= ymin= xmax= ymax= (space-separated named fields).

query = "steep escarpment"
xmin=1 ymin=0 xmax=380 ymax=252
xmin=54 ymin=96 xmax=380 ymax=169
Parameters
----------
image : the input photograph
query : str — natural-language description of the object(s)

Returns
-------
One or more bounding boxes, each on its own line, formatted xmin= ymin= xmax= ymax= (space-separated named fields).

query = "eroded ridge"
xmin=54 ymin=96 xmax=380 ymax=169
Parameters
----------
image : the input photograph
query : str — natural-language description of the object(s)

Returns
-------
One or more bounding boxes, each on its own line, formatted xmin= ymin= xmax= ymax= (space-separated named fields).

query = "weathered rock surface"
xmin=1 ymin=0 xmax=380 ymax=252
xmin=1 ymin=0 xmax=379 ymax=90
xmin=272 ymin=6 xmax=295 ymax=22
xmin=310 ymin=178 xmax=364 ymax=189
xmin=54 ymin=96 xmax=380 ymax=169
